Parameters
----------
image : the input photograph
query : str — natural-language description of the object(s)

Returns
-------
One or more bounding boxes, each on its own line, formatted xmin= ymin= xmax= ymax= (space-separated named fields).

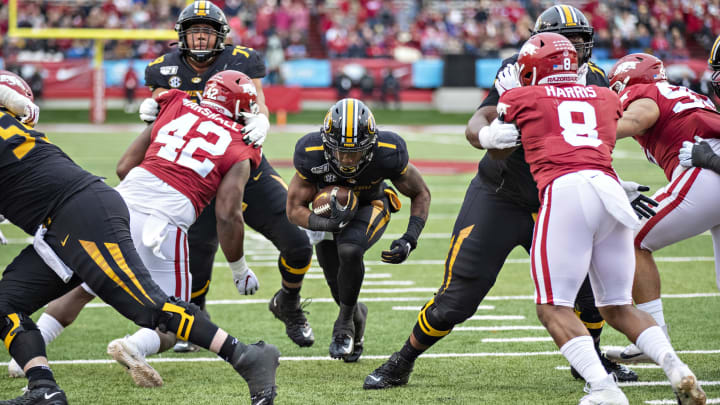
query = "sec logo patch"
xmin=168 ymin=76 xmax=182 ymax=88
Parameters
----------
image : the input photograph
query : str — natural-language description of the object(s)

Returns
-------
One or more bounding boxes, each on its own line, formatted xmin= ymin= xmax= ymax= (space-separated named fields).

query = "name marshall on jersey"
xmin=145 ymin=45 xmax=266 ymax=101
xmin=294 ymin=131 xmax=409 ymax=203
xmin=181 ymin=97 xmax=244 ymax=132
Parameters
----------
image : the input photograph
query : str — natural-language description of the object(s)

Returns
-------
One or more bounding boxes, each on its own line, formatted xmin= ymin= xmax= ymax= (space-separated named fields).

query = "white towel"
xmin=33 ymin=225 xmax=74 ymax=283
xmin=579 ymin=170 xmax=640 ymax=230
xmin=142 ymin=215 xmax=170 ymax=260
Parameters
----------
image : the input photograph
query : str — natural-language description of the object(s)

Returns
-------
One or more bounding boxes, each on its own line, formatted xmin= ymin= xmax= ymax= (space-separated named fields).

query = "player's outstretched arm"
xmin=216 ymin=159 xmax=259 ymax=294
xmin=466 ymin=105 xmax=516 ymax=159
xmin=383 ymin=163 xmax=430 ymax=264
xmin=616 ymin=98 xmax=659 ymax=139
xmin=286 ymin=173 xmax=318 ymax=229
xmin=116 ymin=125 xmax=153 ymax=180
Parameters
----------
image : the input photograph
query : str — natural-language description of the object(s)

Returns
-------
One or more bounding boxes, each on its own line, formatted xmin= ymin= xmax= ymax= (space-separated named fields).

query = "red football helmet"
xmin=608 ymin=53 xmax=667 ymax=94
xmin=200 ymin=70 xmax=258 ymax=121
xmin=517 ymin=32 xmax=578 ymax=86
xmin=0 ymin=70 xmax=34 ymax=101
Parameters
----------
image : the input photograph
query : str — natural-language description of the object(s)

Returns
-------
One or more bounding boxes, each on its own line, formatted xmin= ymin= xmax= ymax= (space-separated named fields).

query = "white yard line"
xmin=454 ymin=326 xmax=546 ymax=331
xmin=392 ymin=305 xmax=495 ymax=311
xmin=646 ymin=399 xmax=720 ymax=404
xmin=482 ymin=337 xmax=552 ymax=343
xmin=467 ymin=315 xmax=525 ymax=320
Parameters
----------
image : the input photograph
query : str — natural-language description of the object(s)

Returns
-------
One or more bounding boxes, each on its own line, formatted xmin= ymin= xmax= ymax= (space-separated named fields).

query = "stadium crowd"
xmin=1 ymin=0 xmax=718 ymax=62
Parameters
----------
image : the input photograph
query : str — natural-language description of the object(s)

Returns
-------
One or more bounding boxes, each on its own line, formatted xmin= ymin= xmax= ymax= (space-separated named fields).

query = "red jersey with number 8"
xmin=499 ymin=84 xmax=622 ymax=199
xmin=140 ymin=89 xmax=261 ymax=214
xmin=618 ymin=82 xmax=720 ymax=180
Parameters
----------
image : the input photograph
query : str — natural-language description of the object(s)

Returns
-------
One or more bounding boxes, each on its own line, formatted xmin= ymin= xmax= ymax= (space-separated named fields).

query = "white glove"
xmin=229 ymin=257 xmax=259 ymax=295
xmin=0 ymin=229 xmax=7 ymax=245
xmin=478 ymin=118 xmax=520 ymax=149
xmin=678 ymin=135 xmax=708 ymax=168
xmin=0 ymin=85 xmax=39 ymax=126
xmin=576 ymin=63 xmax=589 ymax=85
xmin=620 ymin=179 xmax=658 ymax=219
xmin=241 ymin=112 xmax=270 ymax=148
xmin=495 ymin=63 xmax=521 ymax=96
xmin=20 ymin=102 xmax=40 ymax=127
xmin=139 ymin=97 xmax=159 ymax=123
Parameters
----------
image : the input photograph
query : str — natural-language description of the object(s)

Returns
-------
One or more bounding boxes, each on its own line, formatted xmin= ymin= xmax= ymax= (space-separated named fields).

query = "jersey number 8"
xmin=557 ymin=100 xmax=601 ymax=147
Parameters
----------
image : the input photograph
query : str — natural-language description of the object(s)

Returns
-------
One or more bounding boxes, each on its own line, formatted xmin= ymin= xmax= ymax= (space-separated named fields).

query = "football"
xmin=312 ymin=185 xmax=353 ymax=217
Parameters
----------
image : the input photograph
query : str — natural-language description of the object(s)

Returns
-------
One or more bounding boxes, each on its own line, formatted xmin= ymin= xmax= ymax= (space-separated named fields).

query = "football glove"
xmin=139 ymin=97 xmax=159 ymax=123
xmin=495 ymin=63 xmax=521 ymax=96
xmin=229 ymin=257 xmax=259 ymax=295
xmin=679 ymin=135 xmax=720 ymax=173
xmin=329 ymin=194 xmax=356 ymax=230
xmin=241 ymin=112 xmax=270 ymax=148
xmin=576 ymin=63 xmax=589 ymax=85
xmin=20 ymin=101 xmax=40 ymax=127
xmin=620 ymin=180 xmax=658 ymax=219
xmin=478 ymin=118 xmax=520 ymax=150
xmin=381 ymin=237 xmax=413 ymax=264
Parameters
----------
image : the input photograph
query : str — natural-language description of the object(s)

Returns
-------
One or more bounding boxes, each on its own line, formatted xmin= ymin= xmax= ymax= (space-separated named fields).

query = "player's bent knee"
xmin=1 ymin=313 xmax=45 ymax=367
xmin=278 ymin=245 xmax=313 ymax=282
xmin=337 ymin=243 xmax=364 ymax=263
xmin=155 ymin=297 xmax=205 ymax=341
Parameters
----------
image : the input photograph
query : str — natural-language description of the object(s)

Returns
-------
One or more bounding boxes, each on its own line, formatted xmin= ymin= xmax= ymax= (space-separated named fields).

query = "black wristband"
xmin=402 ymin=216 xmax=426 ymax=250
xmin=308 ymin=213 xmax=339 ymax=232
xmin=707 ymin=153 xmax=720 ymax=175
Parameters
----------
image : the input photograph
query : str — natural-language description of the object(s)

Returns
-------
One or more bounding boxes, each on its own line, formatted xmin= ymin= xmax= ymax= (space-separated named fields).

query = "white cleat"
xmin=107 ymin=337 xmax=163 ymax=388
xmin=7 ymin=358 xmax=24 ymax=378
xmin=662 ymin=353 xmax=706 ymax=405
xmin=578 ymin=374 xmax=629 ymax=405
xmin=605 ymin=344 xmax=654 ymax=364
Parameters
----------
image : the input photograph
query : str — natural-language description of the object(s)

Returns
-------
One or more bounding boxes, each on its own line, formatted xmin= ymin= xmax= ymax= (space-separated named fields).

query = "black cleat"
xmin=329 ymin=308 xmax=355 ymax=360
xmin=0 ymin=380 xmax=67 ymax=405
xmin=344 ymin=303 xmax=368 ymax=363
xmin=268 ymin=289 xmax=314 ymax=347
xmin=570 ymin=352 xmax=639 ymax=382
xmin=231 ymin=341 xmax=281 ymax=405
xmin=363 ymin=352 xmax=414 ymax=389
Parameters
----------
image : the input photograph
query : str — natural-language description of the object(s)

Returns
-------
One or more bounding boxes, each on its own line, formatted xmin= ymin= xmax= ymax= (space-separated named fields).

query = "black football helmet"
xmin=175 ymin=1 xmax=230 ymax=63
xmin=709 ymin=34 xmax=720 ymax=97
xmin=321 ymin=98 xmax=378 ymax=178
xmin=532 ymin=5 xmax=594 ymax=65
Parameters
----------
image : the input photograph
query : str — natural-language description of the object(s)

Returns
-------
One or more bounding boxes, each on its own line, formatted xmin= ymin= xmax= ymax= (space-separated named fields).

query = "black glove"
xmin=381 ymin=237 xmax=413 ymax=264
xmin=310 ymin=194 xmax=357 ymax=233
xmin=692 ymin=141 xmax=720 ymax=173
xmin=621 ymin=181 xmax=658 ymax=219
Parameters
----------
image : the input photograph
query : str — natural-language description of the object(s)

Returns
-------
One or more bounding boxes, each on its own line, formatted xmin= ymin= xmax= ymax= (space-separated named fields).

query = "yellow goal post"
xmin=6 ymin=0 xmax=194 ymax=122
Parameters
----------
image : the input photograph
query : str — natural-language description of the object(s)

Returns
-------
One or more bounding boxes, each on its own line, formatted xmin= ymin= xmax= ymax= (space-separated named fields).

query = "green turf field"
xmin=0 ymin=124 xmax=718 ymax=404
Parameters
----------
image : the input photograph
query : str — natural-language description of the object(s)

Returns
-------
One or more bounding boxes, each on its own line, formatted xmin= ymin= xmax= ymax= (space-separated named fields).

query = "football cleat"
xmin=231 ymin=341 xmax=280 ymax=405
xmin=661 ymin=353 xmax=706 ymax=405
xmin=363 ymin=352 xmax=414 ymax=390
xmin=344 ymin=303 xmax=368 ymax=363
xmin=268 ymin=289 xmax=314 ymax=347
xmin=329 ymin=310 xmax=354 ymax=359
xmin=107 ymin=337 xmax=163 ymax=388
xmin=7 ymin=358 xmax=24 ymax=378
xmin=578 ymin=374 xmax=629 ymax=405
xmin=571 ymin=352 xmax=638 ymax=382
xmin=173 ymin=340 xmax=201 ymax=353
xmin=0 ymin=380 xmax=67 ymax=405
xmin=605 ymin=344 xmax=653 ymax=364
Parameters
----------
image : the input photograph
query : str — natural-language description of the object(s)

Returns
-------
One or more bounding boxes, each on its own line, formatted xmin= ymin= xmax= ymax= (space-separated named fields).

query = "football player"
xmin=494 ymin=33 xmax=704 ymax=405
xmin=287 ymin=98 xmax=431 ymax=362
xmin=0 ymin=71 xmax=279 ymax=405
xmin=139 ymin=0 xmax=314 ymax=350
xmin=601 ymin=53 xmax=720 ymax=366
xmin=364 ymin=4 xmax=639 ymax=390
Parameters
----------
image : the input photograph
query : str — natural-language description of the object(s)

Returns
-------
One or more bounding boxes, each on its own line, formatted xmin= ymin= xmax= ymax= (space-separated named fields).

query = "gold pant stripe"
xmin=365 ymin=201 xmax=384 ymax=235
xmin=105 ymin=243 xmax=156 ymax=305
xmin=3 ymin=313 xmax=21 ymax=349
xmin=531 ymin=212 xmax=538 ymax=222
xmin=440 ymin=225 xmax=475 ymax=294
xmin=162 ymin=302 xmax=195 ymax=341
xmin=191 ymin=280 xmax=211 ymax=299
xmin=369 ymin=210 xmax=391 ymax=242
xmin=80 ymin=240 xmax=143 ymax=305
xmin=417 ymin=298 xmax=450 ymax=337
xmin=281 ymin=256 xmax=311 ymax=275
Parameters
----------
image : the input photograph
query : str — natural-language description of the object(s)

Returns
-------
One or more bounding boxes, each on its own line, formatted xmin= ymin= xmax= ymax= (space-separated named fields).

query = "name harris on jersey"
xmin=544 ymin=85 xmax=598 ymax=98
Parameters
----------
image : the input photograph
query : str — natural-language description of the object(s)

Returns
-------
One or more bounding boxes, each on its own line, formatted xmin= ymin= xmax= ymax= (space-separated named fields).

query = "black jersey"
xmin=294 ymin=131 xmax=409 ymax=204
xmin=145 ymin=45 xmax=266 ymax=102
xmin=0 ymin=111 xmax=102 ymax=234
xmin=477 ymin=55 xmax=609 ymax=211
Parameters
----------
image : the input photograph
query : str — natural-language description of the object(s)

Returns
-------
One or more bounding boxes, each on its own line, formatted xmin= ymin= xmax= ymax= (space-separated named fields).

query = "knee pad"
xmin=278 ymin=246 xmax=313 ymax=283
xmin=337 ymin=243 xmax=364 ymax=263
xmin=156 ymin=297 xmax=205 ymax=341
xmin=1 ymin=313 xmax=44 ymax=368
xmin=417 ymin=300 xmax=453 ymax=337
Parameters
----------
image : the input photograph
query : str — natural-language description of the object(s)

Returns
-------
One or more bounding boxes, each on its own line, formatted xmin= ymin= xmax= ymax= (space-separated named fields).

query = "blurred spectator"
xmin=381 ymin=69 xmax=400 ymax=109
xmin=359 ymin=73 xmax=374 ymax=100
xmin=265 ymin=35 xmax=285 ymax=85
xmin=334 ymin=72 xmax=352 ymax=99
xmin=123 ymin=62 xmax=138 ymax=113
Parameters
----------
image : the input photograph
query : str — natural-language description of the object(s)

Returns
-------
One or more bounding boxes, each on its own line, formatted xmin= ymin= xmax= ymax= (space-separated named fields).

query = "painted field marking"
xmin=392 ymin=305 xmax=495 ymax=311
xmin=482 ymin=337 xmax=553 ymax=343
xmin=454 ymin=326 xmax=546 ymax=331
xmin=361 ymin=280 xmax=415 ymax=286
xmin=468 ymin=315 xmax=525 ymax=320
xmin=305 ymin=273 xmax=393 ymax=280
xmin=646 ymin=399 xmax=720 ymax=404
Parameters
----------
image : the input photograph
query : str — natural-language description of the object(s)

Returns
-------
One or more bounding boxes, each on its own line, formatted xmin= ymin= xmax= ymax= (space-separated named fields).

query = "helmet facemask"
xmin=321 ymin=99 xmax=378 ymax=179
xmin=175 ymin=2 xmax=230 ymax=64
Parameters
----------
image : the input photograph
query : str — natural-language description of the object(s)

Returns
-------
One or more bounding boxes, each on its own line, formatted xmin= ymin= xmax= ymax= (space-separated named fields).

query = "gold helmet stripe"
xmin=195 ymin=1 xmax=208 ymax=16
xmin=710 ymin=35 xmax=720 ymax=65
xmin=344 ymin=98 xmax=355 ymax=145
xmin=559 ymin=5 xmax=577 ymax=26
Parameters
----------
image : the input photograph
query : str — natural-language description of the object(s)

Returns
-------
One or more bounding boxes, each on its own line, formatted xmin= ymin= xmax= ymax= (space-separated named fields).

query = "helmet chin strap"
xmin=531 ymin=66 xmax=537 ymax=86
